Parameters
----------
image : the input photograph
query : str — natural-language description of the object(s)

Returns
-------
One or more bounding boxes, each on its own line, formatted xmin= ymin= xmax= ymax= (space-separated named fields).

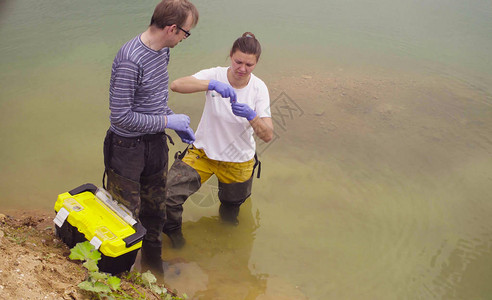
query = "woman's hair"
xmin=230 ymin=32 xmax=262 ymax=61
xmin=150 ymin=0 xmax=199 ymax=29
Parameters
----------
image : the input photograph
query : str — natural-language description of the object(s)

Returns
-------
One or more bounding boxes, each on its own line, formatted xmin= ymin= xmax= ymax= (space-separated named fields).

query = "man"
xmin=103 ymin=0 xmax=199 ymax=274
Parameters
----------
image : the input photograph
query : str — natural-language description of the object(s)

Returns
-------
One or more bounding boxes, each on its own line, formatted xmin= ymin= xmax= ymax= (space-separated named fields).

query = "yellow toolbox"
xmin=54 ymin=183 xmax=146 ymax=274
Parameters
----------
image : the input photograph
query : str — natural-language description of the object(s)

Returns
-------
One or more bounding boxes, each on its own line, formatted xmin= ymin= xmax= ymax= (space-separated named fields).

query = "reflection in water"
xmin=161 ymin=198 xmax=306 ymax=299
xmin=163 ymin=261 xmax=209 ymax=298
xmin=161 ymin=198 xmax=267 ymax=299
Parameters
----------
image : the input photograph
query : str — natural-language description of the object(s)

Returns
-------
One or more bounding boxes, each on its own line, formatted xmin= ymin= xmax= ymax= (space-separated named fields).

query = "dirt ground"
xmin=0 ymin=209 xmax=86 ymax=299
xmin=0 ymin=209 xmax=171 ymax=300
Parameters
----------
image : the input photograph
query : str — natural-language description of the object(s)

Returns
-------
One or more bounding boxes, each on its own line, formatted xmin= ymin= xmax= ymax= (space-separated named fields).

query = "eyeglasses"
xmin=176 ymin=25 xmax=191 ymax=38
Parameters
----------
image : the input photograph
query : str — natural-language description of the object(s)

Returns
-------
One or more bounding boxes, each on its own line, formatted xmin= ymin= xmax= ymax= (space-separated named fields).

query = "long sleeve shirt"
xmin=109 ymin=35 xmax=173 ymax=137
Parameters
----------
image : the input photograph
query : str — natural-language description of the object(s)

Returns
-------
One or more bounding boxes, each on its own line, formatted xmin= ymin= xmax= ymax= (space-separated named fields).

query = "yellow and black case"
xmin=54 ymin=183 xmax=146 ymax=274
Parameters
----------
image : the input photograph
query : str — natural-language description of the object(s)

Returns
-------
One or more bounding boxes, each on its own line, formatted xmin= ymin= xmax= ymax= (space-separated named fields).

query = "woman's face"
xmin=229 ymin=50 xmax=258 ymax=81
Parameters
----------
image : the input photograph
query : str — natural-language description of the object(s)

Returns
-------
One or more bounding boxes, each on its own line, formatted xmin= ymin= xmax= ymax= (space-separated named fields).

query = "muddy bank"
xmin=0 ymin=209 xmax=180 ymax=300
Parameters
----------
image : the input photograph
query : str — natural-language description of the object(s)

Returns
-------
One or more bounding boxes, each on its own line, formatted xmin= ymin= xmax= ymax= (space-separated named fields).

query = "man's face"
xmin=170 ymin=14 xmax=193 ymax=48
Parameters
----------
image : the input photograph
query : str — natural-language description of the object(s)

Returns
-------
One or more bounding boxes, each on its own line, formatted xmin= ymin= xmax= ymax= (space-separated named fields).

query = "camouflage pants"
xmin=103 ymin=130 xmax=168 ymax=248
xmin=164 ymin=147 xmax=255 ymax=232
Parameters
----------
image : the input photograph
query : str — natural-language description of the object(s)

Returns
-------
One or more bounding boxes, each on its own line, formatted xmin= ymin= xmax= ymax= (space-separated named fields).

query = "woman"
xmin=163 ymin=32 xmax=274 ymax=248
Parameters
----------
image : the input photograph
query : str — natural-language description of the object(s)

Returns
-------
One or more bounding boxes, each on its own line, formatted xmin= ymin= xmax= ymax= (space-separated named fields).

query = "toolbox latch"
xmin=123 ymin=223 xmax=147 ymax=248
xmin=90 ymin=236 xmax=103 ymax=250
xmin=53 ymin=207 xmax=70 ymax=227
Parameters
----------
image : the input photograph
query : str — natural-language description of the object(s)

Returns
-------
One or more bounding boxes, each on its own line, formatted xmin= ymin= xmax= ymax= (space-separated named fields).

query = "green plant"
xmin=69 ymin=242 xmax=124 ymax=299
xmin=69 ymin=241 xmax=187 ymax=300
xmin=139 ymin=271 xmax=187 ymax=300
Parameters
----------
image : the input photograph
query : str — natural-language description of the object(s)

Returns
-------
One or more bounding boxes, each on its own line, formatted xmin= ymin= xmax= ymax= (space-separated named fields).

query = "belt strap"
xmin=174 ymin=145 xmax=190 ymax=160
xmin=165 ymin=133 xmax=174 ymax=146
xmin=253 ymin=153 xmax=261 ymax=179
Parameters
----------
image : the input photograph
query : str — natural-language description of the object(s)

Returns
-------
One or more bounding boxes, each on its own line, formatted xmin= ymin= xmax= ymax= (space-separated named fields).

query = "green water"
xmin=1 ymin=0 xmax=492 ymax=299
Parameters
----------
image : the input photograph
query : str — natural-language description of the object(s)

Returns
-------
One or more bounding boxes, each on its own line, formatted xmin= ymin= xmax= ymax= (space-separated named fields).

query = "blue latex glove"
xmin=231 ymin=102 xmax=257 ymax=121
xmin=166 ymin=114 xmax=190 ymax=131
xmin=208 ymin=79 xmax=237 ymax=102
xmin=175 ymin=127 xmax=195 ymax=144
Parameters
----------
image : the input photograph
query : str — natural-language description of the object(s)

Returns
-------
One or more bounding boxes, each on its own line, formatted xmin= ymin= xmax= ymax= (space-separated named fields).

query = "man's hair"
xmin=230 ymin=32 xmax=262 ymax=61
xmin=150 ymin=0 xmax=199 ymax=29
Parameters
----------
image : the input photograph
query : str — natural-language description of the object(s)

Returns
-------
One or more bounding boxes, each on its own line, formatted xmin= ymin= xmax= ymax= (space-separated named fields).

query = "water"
xmin=1 ymin=0 xmax=492 ymax=299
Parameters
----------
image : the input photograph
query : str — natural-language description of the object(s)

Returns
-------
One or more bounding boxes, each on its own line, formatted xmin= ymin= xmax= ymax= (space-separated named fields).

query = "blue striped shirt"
xmin=108 ymin=35 xmax=173 ymax=137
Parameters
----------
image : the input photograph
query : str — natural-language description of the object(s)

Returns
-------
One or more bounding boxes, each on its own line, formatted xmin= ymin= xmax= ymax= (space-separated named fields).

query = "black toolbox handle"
xmin=69 ymin=183 xmax=98 ymax=196
xmin=124 ymin=223 xmax=147 ymax=247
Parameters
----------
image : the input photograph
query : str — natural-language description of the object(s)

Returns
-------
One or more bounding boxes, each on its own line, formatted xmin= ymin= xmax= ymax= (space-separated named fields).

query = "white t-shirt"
xmin=192 ymin=66 xmax=271 ymax=162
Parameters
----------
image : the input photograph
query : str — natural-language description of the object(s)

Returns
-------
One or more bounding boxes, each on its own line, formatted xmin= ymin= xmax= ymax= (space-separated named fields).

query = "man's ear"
xmin=166 ymin=24 xmax=177 ymax=35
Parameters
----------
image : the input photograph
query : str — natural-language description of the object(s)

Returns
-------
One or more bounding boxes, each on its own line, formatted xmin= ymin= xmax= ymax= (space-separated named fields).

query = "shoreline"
xmin=0 ymin=209 xmax=183 ymax=299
